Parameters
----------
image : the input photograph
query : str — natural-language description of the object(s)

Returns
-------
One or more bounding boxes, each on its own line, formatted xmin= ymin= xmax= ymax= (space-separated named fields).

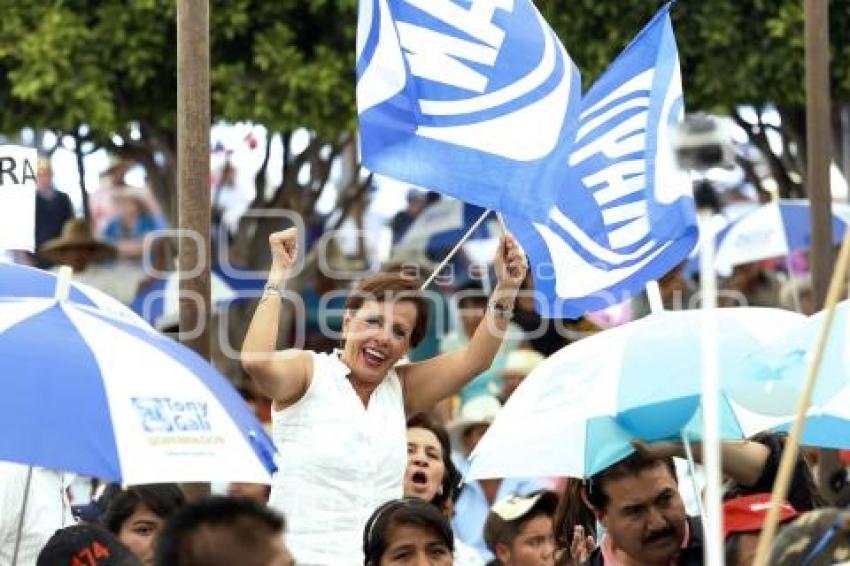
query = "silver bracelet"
xmin=263 ymin=282 xmax=282 ymax=299
xmin=488 ymin=299 xmax=514 ymax=321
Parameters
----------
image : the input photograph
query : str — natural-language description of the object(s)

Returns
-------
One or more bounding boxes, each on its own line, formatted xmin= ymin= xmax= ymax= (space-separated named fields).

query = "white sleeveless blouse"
xmin=269 ymin=351 xmax=407 ymax=565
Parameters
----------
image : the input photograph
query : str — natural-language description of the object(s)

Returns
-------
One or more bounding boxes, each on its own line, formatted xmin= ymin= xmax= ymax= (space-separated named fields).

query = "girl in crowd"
xmin=405 ymin=413 xmax=483 ymax=565
xmin=101 ymin=484 xmax=186 ymax=566
xmin=363 ymin=498 xmax=455 ymax=566
xmin=242 ymin=227 xmax=527 ymax=564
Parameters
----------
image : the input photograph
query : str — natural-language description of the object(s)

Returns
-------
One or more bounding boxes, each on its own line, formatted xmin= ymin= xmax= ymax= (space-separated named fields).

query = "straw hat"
xmin=500 ymin=349 xmax=544 ymax=378
xmin=447 ymin=395 xmax=502 ymax=450
xmin=40 ymin=219 xmax=117 ymax=263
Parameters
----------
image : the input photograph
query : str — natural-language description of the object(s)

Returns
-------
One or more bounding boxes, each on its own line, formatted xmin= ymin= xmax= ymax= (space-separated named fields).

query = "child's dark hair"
xmin=363 ymin=498 xmax=453 ymax=565
xmin=102 ymin=484 xmax=186 ymax=534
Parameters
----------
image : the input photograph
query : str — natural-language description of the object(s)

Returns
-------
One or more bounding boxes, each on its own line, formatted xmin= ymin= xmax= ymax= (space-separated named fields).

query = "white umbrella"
xmin=729 ymin=301 xmax=850 ymax=447
xmin=713 ymin=200 xmax=850 ymax=270
xmin=467 ymin=308 xmax=805 ymax=480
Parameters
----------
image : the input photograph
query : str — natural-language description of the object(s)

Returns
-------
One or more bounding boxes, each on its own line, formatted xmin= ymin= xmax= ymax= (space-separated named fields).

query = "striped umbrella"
xmin=0 ymin=261 xmax=149 ymax=328
xmin=0 ymin=295 xmax=275 ymax=485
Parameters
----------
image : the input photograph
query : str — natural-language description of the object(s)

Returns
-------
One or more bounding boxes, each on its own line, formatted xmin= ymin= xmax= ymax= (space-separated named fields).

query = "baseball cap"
xmin=484 ymin=491 xmax=558 ymax=551
xmin=37 ymin=524 xmax=141 ymax=566
xmin=722 ymin=493 xmax=798 ymax=539
xmin=492 ymin=491 xmax=559 ymax=521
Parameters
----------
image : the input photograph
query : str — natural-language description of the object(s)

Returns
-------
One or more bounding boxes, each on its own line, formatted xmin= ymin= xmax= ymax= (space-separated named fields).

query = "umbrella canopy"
xmin=0 ymin=297 xmax=275 ymax=485
xmin=730 ymin=301 xmax=850 ymax=447
xmin=467 ymin=308 xmax=805 ymax=480
xmin=0 ymin=261 xmax=149 ymax=328
xmin=713 ymin=200 xmax=850 ymax=270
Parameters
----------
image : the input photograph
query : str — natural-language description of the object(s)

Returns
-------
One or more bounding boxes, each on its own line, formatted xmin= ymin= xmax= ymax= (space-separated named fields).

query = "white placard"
xmin=0 ymin=145 xmax=37 ymax=252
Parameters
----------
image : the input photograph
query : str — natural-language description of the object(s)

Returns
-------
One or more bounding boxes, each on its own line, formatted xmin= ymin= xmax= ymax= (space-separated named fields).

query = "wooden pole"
xmin=805 ymin=0 xmax=833 ymax=310
xmin=177 ymin=0 xmax=211 ymax=503
xmin=177 ymin=0 xmax=211 ymax=360
xmin=752 ymin=228 xmax=850 ymax=565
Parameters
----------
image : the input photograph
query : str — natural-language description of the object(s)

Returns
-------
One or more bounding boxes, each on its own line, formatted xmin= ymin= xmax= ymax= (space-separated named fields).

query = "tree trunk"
xmin=732 ymin=110 xmax=804 ymax=198
xmin=73 ymin=130 xmax=90 ymax=220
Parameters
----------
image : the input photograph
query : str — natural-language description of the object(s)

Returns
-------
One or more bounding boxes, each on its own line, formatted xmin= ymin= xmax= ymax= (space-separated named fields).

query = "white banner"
xmin=0 ymin=145 xmax=37 ymax=252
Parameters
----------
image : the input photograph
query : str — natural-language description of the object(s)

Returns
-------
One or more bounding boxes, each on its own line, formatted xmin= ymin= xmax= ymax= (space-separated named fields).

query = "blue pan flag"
xmin=506 ymin=3 xmax=699 ymax=318
xmin=356 ymin=0 xmax=582 ymax=222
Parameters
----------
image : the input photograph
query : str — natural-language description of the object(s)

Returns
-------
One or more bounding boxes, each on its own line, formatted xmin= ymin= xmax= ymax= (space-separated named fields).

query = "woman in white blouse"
xmin=242 ymin=227 xmax=527 ymax=564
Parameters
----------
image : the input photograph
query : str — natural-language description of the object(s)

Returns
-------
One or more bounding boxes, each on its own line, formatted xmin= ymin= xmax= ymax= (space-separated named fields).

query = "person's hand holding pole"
xmin=492 ymin=233 xmax=528 ymax=308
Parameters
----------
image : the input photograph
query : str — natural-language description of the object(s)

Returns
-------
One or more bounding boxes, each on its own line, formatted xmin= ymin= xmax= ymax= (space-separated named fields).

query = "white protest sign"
xmin=0 ymin=145 xmax=37 ymax=252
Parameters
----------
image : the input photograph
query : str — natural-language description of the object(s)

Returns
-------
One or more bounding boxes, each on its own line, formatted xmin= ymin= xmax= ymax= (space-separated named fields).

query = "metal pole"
xmin=697 ymin=210 xmax=722 ymax=566
xmin=842 ymin=105 xmax=850 ymax=200
xmin=805 ymin=0 xmax=833 ymax=310
xmin=177 ymin=0 xmax=211 ymax=503
xmin=420 ymin=208 xmax=493 ymax=290
xmin=177 ymin=0 xmax=211 ymax=359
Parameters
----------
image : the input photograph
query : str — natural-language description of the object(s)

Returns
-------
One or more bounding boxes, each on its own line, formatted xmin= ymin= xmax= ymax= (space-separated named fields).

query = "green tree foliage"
xmin=545 ymin=0 xmax=850 ymax=196
xmin=0 ymin=0 xmax=847 ymax=202
xmin=545 ymin=0 xmax=849 ymax=108
xmin=0 ymin=0 xmax=361 ymax=225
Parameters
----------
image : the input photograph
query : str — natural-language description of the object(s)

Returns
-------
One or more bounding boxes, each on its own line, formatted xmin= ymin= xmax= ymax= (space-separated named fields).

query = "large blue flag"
xmin=356 ymin=0 xmax=581 ymax=222
xmin=506 ymin=3 xmax=699 ymax=318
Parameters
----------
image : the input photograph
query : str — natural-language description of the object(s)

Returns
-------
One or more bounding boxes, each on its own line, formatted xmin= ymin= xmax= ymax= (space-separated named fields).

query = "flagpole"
xmin=645 ymin=280 xmax=664 ymax=314
xmin=420 ymin=208 xmax=493 ymax=290
xmin=496 ymin=212 xmax=509 ymax=235
xmin=698 ymin=209 xmax=723 ymax=566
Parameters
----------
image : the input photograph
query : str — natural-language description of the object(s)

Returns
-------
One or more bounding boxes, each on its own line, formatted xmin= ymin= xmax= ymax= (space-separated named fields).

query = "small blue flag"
xmin=356 ymin=0 xmax=582 ymax=222
xmin=506 ymin=2 xmax=699 ymax=318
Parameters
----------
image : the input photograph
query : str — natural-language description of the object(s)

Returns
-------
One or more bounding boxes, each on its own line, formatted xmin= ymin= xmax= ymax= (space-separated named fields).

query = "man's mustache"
xmin=643 ymin=527 xmax=676 ymax=544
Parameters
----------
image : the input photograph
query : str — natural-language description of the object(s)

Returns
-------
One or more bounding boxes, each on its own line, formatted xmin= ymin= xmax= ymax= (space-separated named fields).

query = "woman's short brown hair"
xmin=344 ymin=271 xmax=431 ymax=348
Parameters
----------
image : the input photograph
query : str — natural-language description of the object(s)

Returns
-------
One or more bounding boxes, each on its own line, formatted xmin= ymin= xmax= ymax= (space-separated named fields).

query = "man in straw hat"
xmin=41 ymin=219 xmax=143 ymax=304
xmin=490 ymin=348 xmax=544 ymax=403
xmin=40 ymin=219 xmax=117 ymax=273
xmin=449 ymin=396 xmax=547 ymax=561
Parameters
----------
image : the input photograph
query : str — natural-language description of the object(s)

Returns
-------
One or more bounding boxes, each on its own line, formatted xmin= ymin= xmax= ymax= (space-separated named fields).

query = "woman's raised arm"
xmin=241 ymin=228 xmax=313 ymax=408
xmin=401 ymin=233 xmax=528 ymax=414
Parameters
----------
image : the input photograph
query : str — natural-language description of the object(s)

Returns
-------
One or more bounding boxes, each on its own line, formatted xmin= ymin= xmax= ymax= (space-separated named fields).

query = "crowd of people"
xmin=4 ymin=157 xmax=850 ymax=565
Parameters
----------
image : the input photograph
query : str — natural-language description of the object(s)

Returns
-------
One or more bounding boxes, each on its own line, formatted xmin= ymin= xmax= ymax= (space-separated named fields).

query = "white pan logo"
xmin=357 ymin=0 xmax=578 ymax=161
xmin=536 ymin=64 xmax=695 ymax=297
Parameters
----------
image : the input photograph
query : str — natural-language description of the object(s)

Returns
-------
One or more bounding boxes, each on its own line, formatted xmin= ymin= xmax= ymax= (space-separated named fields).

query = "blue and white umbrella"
xmin=712 ymin=200 xmax=850 ymax=270
xmin=0 ymin=261 xmax=150 ymax=328
xmin=0 ymin=296 xmax=275 ymax=485
xmin=729 ymin=301 xmax=850 ymax=447
xmin=467 ymin=308 xmax=805 ymax=479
